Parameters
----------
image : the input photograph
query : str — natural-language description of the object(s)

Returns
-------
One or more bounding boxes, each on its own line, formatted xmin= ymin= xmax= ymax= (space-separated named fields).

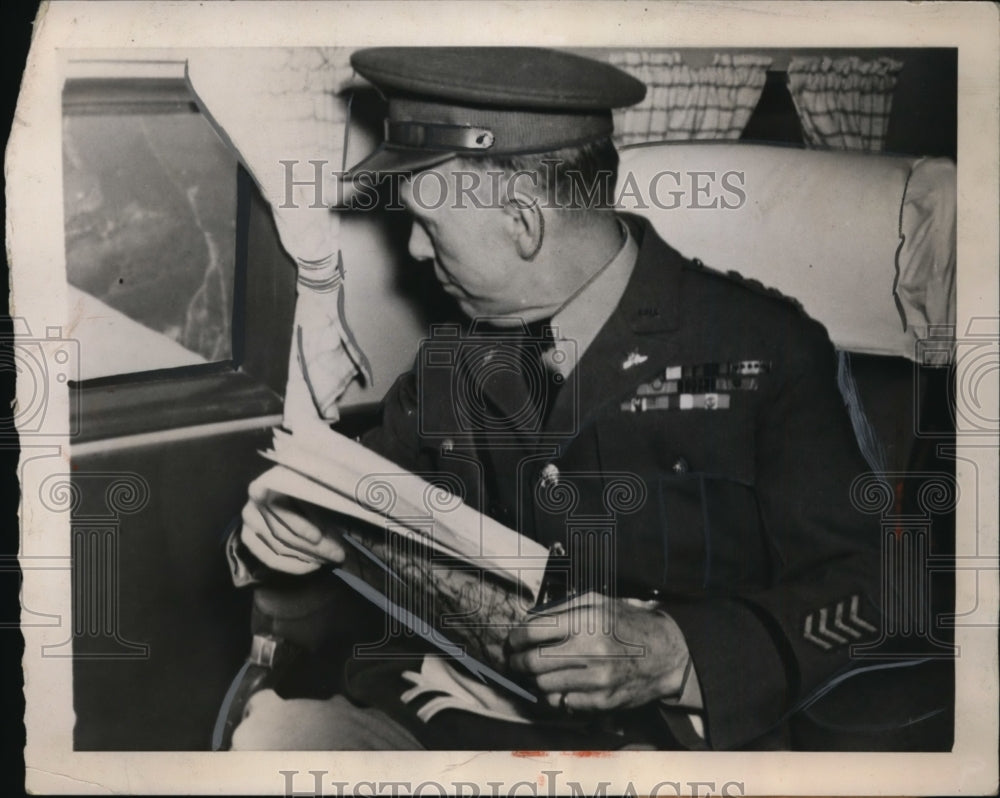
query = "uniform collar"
xmin=541 ymin=216 xmax=688 ymax=440
xmin=616 ymin=213 xmax=683 ymax=334
xmin=546 ymin=217 xmax=639 ymax=377
xmin=547 ymin=214 xmax=684 ymax=379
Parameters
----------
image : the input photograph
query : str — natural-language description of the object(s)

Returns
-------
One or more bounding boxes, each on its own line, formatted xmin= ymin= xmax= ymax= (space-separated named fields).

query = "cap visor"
xmin=344 ymin=145 xmax=458 ymax=180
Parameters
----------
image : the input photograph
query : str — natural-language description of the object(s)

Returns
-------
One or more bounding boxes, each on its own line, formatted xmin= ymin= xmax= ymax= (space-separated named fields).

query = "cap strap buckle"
xmin=386 ymin=120 xmax=496 ymax=152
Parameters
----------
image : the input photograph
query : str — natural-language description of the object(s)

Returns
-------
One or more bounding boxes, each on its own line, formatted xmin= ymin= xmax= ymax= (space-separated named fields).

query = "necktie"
xmin=464 ymin=319 xmax=558 ymax=433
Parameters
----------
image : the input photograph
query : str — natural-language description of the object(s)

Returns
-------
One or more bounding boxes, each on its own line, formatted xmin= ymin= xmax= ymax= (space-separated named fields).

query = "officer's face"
xmin=400 ymin=165 xmax=549 ymax=323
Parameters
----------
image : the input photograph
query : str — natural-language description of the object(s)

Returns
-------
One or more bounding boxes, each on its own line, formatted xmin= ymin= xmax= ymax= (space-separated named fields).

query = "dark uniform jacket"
xmin=358 ymin=217 xmax=883 ymax=750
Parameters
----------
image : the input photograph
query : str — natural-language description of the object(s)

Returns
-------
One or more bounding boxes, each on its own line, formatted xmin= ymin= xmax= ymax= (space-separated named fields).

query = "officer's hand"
xmin=507 ymin=592 xmax=691 ymax=713
xmin=240 ymin=467 xmax=347 ymax=575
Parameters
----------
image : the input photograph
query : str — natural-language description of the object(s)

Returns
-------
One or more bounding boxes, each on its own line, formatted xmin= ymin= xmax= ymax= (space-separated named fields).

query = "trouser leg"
xmin=231 ymin=689 xmax=424 ymax=750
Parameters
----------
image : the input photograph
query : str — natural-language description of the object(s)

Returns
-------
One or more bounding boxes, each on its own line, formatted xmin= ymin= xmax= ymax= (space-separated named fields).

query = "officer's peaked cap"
xmin=346 ymin=47 xmax=646 ymax=177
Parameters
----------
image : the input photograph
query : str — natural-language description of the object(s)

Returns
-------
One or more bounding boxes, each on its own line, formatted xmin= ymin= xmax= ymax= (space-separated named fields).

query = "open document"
xmin=257 ymin=428 xmax=553 ymax=700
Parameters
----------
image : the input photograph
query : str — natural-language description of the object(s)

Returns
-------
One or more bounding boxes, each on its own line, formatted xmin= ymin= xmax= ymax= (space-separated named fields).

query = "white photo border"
xmin=11 ymin=1 xmax=998 ymax=795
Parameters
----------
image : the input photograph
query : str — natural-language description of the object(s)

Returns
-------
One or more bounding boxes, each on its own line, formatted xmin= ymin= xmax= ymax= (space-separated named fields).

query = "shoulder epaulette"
xmin=684 ymin=256 xmax=808 ymax=316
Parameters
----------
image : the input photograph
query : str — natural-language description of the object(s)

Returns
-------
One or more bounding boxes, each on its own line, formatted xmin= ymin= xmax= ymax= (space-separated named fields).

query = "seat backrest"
xmin=616 ymin=142 xmax=956 ymax=364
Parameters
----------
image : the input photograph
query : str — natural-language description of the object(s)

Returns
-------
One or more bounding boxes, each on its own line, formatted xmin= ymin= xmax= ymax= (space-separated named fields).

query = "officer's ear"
xmin=502 ymin=189 xmax=544 ymax=261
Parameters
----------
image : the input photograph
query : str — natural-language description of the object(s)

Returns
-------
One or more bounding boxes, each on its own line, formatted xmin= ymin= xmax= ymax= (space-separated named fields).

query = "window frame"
xmin=64 ymin=74 xmax=296 ymax=444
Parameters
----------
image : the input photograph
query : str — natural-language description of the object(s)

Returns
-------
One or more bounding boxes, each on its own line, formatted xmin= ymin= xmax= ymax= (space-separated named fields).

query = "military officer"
xmin=233 ymin=47 xmax=884 ymax=751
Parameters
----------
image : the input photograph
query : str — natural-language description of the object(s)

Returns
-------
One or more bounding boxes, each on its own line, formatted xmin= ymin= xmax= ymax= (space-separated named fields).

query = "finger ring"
xmin=559 ymin=692 xmax=571 ymax=714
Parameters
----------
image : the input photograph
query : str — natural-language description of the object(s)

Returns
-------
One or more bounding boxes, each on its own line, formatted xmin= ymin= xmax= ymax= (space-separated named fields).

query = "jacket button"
xmin=440 ymin=438 xmax=455 ymax=454
xmin=540 ymin=463 xmax=560 ymax=488
xmin=671 ymin=457 xmax=689 ymax=474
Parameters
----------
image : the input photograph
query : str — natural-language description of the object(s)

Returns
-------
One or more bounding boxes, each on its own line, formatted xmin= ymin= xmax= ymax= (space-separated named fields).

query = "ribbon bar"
xmin=620 ymin=393 xmax=732 ymax=413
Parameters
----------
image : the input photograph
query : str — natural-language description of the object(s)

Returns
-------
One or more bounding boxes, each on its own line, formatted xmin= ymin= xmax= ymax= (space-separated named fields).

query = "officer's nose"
xmin=408 ymin=221 xmax=435 ymax=262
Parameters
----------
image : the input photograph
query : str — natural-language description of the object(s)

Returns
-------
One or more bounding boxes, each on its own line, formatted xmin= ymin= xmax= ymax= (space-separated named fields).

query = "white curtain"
xmin=186 ymin=49 xmax=371 ymax=433
xmin=787 ymin=56 xmax=903 ymax=152
xmin=608 ymin=51 xmax=772 ymax=145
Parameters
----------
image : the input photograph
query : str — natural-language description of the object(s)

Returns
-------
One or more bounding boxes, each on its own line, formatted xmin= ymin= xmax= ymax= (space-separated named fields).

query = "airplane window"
xmin=62 ymin=78 xmax=239 ymax=381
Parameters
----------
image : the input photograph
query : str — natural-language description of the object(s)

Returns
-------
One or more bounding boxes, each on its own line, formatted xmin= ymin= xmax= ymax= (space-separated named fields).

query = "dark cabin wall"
xmin=72 ymin=431 xmax=266 ymax=750
xmin=750 ymin=48 xmax=958 ymax=160
xmin=71 ymin=179 xmax=294 ymax=750
xmin=884 ymin=49 xmax=957 ymax=160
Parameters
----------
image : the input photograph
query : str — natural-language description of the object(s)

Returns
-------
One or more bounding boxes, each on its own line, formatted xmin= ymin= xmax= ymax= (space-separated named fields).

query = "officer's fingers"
xmin=549 ymin=689 xmax=620 ymax=714
xmin=245 ymin=472 xmax=322 ymax=548
xmin=243 ymin=536 xmax=320 ymax=574
xmin=240 ymin=506 xmax=322 ymax=576
xmin=535 ymin=663 xmax=608 ymax=696
xmin=260 ymin=505 xmax=346 ymax=564
xmin=508 ymin=644 xmax=578 ymax=676
xmin=241 ymin=501 xmax=298 ymax=556
xmin=519 ymin=593 xmax=606 ymax=628
xmin=508 ymin=615 xmax=570 ymax=651
xmin=510 ymin=594 xmax=611 ymax=651
xmin=262 ymin=500 xmax=323 ymax=545
xmin=247 ymin=469 xmax=279 ymax=503
xmin=240 ymin=499 xmax=269 ymax=540
xmin=541 ymin=591 xmax=605 ymax=615
xmin=532 ymin=666 xmax=618 ymax=712
xmin=244 ymin=504 xmax=317 ymax=563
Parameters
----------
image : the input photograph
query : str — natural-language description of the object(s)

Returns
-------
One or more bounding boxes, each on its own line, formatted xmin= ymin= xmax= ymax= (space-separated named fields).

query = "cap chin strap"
xmin=387 ymin=98 xmax=614 ymax=158
xmin=387 ymin=120 xmax=496 ymax=152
